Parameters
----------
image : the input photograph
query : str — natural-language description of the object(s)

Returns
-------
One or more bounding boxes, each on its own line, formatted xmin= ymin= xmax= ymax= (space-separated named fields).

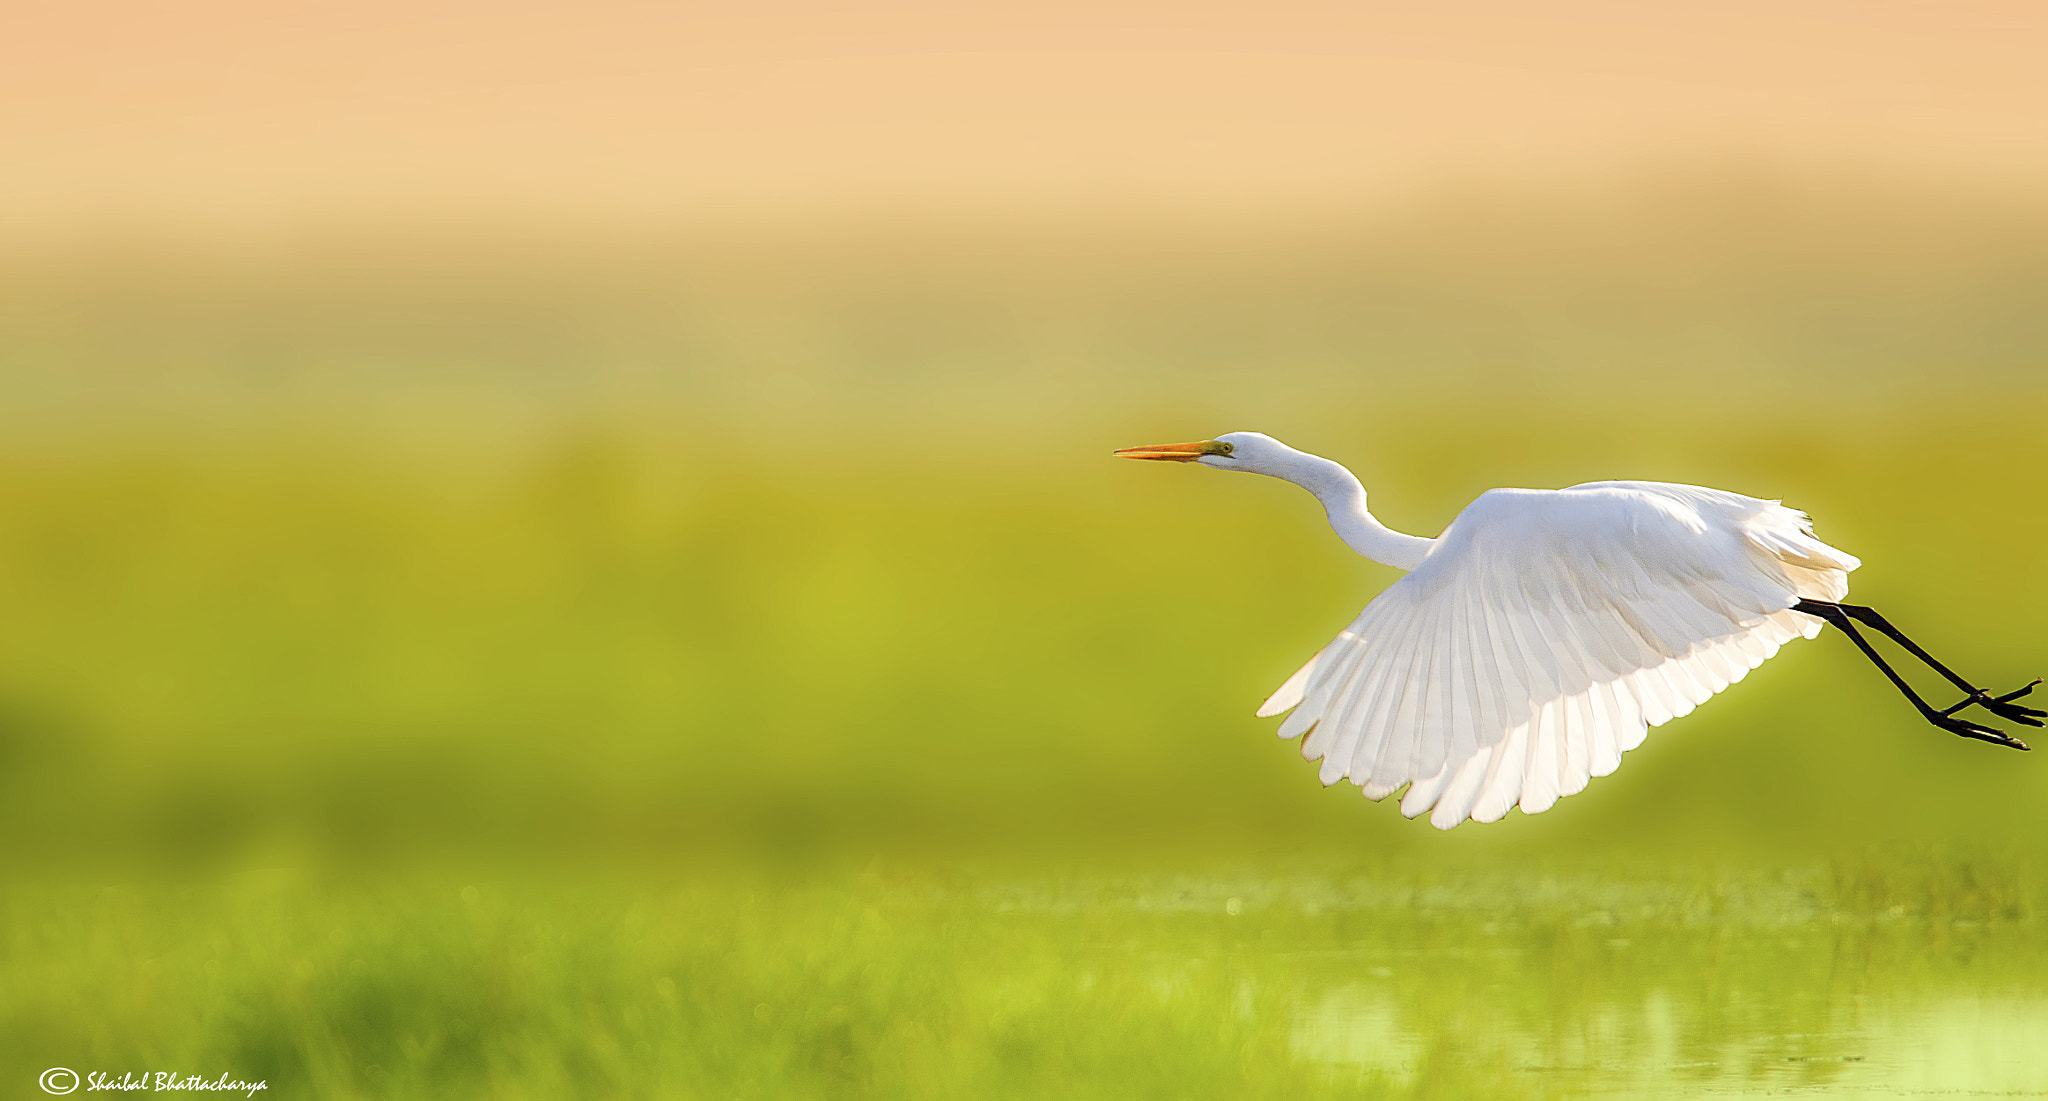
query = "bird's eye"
xmin=1215 ymin=441 xmax=1235 ymax=455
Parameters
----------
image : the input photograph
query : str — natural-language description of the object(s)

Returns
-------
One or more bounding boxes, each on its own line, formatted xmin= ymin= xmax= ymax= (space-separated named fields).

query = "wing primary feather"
xmin=1487 ymin=556 xmax=1562 ymax=706
xmin=1410 ymin=591 xmax=1458 ymax=783
xmin=1429 ymin=744 xmax=1491 ymax=829
xmin=1603 ymin=677 xmax=1649 ymax=755
xmin=1256 ymin=649 xmax=1321 ymax=718
xmin=1400 ymin=759 xmax=1453 ymax=818
xmin=1472 ymin=723 xmax=1530 ymax=823
xmin=1320 ymin=597 xmax=1417 ymax=782
xmin=1465 ymin=570 xmax=1515 ymax=749
xmin=1450 ymin=580 xmax=1489 ymax=769
xmin=1419 ymin=587 xmax=1468 ymax=780
xmin=1519 ymin=701 xmax=1562 ymax=815
xmin=1344 ymin=618 xmax=1413 ymax=784
xmin=1561 ymin=691 xmax=1596 ymax=796
xmin=1376 ymin=594 xmax=1442 ymax=786
xmin=1303 ymin=624 xmax=1378 ymax=767
xmin=1362 ymin=777 xmax=1406 ymax=801
xmin=1475 ymin=561 xmax=1539 ymax=734
xmin=1339 ymin=607 xmax=1413 ymax=783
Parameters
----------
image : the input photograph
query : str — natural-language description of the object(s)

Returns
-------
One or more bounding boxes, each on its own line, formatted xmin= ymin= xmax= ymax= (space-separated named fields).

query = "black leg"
xmin=1793 ymin=600 xmax=2035 ymax=750
xmin=1833 ymin=604 xmax=2048 ymax=724
xmin=1802 ymin=601 xmax=2047 ymax=728
xmin=1836 ymin=605 xmax=1982 ymax=691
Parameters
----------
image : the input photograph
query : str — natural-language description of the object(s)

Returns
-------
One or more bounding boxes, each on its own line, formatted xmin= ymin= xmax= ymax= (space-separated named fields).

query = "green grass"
xmin=5 ymin=852 xmax=2046 ymax=1099
xmin=3 ymin=188 xmax=2048 ymax=1096
xmin=0 ymin=405 xmax=2041 ymax=870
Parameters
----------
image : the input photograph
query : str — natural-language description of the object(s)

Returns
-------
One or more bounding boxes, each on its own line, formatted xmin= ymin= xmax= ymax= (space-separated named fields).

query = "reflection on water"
xmin=1298 ymin=987 xmax=2048 ymax=1097
xmin=983 ymin=861 xmax=2048 ymax=1099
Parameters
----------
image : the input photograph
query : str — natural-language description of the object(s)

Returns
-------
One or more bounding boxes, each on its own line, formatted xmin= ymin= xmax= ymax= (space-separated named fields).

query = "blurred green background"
xmin=2 ymin=181 xmax=2046 ymax=1097
xmin=2 ymin=184 xmax=2043 ymax=870
xmin=7 ymin=1 xmax=2048 ymax=1091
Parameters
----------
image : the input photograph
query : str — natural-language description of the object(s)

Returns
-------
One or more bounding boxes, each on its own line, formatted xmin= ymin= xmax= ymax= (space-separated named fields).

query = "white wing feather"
xmin=1262 ymin=481 xmax=1859 ymax=829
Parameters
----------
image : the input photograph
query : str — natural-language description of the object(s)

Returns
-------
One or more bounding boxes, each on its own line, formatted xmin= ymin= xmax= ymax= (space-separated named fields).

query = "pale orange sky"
xmin=5 ymin=0 xmax=2047 ymax=232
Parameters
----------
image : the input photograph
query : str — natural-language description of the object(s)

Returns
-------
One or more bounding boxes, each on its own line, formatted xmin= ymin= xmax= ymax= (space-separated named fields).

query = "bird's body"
xmin=1115 ymin=432 xmax=2036 ymax=829
xmin=1262 ymin=479 xmax=1855 ymax=828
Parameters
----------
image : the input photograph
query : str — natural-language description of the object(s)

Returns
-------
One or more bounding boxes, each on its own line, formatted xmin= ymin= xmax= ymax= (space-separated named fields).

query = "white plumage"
xmin=1115 ymin=432 xmax=1863 ymax=829
xmin=1257 ymin=481 xmax=1857 ymax=828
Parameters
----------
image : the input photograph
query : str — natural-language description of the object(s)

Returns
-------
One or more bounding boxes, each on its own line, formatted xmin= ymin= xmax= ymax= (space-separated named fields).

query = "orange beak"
xmin=1113 ymin=440 xmax=1225 ymax=462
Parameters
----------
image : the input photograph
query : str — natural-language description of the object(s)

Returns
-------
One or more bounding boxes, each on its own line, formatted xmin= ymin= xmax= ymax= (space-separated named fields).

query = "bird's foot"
xmin=1942 ymin=680 xmax=2047 ymax=727
xmin=1931 ymin=710 xmax=2031 ymax=751
xmin=1985 ymin=680 xmax=2047 ymax=726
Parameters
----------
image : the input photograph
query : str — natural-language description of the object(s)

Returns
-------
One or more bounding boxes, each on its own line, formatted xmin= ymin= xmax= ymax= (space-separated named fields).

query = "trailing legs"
xmin=1793 ymin=599 xmax=2041 ymax=750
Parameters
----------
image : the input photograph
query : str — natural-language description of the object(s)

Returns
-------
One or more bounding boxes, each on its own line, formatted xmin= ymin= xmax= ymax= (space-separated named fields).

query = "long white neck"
xmin=1267 ymin=450 xmax=1434 ymax=572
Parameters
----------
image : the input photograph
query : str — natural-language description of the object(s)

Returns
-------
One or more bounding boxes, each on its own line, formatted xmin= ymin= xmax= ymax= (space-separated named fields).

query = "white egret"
xmin=1116 ymin=432 xmax=2040 ymax=829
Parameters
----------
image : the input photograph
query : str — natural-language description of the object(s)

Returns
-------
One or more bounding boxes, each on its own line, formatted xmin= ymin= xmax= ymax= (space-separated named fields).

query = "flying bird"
xmin=1116 ymin=432 xmax=2041 ymax=829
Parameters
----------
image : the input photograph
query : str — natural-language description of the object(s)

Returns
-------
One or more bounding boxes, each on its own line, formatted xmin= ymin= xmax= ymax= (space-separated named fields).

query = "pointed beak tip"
xmin=1114 ymin=440 xmax=1219 ymax=463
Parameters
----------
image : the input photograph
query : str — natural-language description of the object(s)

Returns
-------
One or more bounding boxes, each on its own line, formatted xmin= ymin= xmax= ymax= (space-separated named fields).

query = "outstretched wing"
xmin=1257 ymin=482 xmax=1860 ymax=829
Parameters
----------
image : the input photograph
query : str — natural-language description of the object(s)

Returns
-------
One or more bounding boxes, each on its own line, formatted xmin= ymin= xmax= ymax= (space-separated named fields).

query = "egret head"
xmin=1114 ymin=431 xmax=1293 ymax=474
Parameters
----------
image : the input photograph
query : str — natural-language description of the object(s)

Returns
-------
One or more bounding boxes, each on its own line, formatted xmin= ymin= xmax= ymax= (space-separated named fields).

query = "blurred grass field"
xmin=6 ymin=857 xmax=2047 ymax=1099
xmin=2 ymin=183 xmax=2047 ymax=1096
